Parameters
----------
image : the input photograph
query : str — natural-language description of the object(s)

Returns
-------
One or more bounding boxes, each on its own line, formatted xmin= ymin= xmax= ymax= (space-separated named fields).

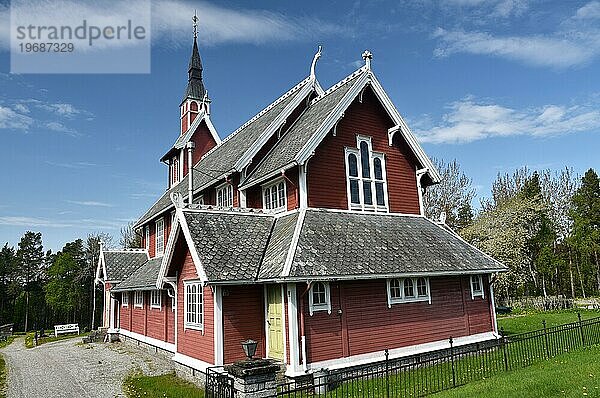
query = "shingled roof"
xmin=169 ymin=208 xmax=505 ymax=284
xmin=101 ymin=250 xmax=149 ymax=282
xmin=134 ymin=76 xmax=315 ymax=229
xmin=240 ymin=68 xmax=366 ymax=188
xmin=111 ymin=257 xmax=163 ymax=291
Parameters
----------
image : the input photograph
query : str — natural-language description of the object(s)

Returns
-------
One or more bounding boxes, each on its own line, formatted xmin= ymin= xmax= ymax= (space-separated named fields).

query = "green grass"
xmin=0 ymin=337 xmax=14 ymax=350
xmin=431 ymin=344 xmax=600 ymax=398
xmin=498 ymin=309 xmax=600 ymax=335
xmin=24 ymin=331 xmax=89 ymax=348
xmin=123 ymin=372 xmax=205 ymax=398
xmin=0 ymin=353 xmax=6 ymax=398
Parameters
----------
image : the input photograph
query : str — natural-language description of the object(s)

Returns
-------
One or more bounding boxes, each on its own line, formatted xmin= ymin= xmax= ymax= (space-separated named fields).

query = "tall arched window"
xmin=345 ymin=136 xmax=388 ymax=212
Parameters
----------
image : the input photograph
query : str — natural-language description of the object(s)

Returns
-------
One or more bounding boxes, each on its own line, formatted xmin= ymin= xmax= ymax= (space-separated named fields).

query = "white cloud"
xmin=434 ymin=2 xmax=600 ymax=68
xmin=45 ymin=160 xmax=98 ymax=168
xmin=44 ymin=121 xmax=79 ymax=136
xmin=66 ymin=200 xmax=113 ymax=207
xmin=415 ymin=97 xmax=600 ymax=144
xmin=0 ymin=216 xmax=73 ymax=228
xmin=575 ymin=1 xmax=600 ymax=19
xmin=433 ymin=28 xmax=597 ymax=68
xmin=442 ymin=0 xmax=528 ymax=18
xmin=0 ymin=105 xmax=33 ymax=130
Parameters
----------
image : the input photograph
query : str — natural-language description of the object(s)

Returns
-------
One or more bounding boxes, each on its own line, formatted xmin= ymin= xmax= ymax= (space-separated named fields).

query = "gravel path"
xmin=1 ymin=337 xmax=174 ymax=398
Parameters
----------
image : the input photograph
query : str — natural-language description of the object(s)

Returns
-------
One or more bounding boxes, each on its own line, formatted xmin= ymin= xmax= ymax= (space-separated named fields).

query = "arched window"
xmin=387 ymin=277 xmax=431 ymax=306
xmin=262 ymin=179 xmax=287 ymax=212
xmin=309 ymin=282 xmax=331 ymax=315
xmin=389 ymin=279 xmax=402 ymax=299
xmin=404 ymin=278 xmax=415 ymax=298
xmin=417 ymin=277 xmax=428 ymax=297
xmin=190 ymin=101 xmax=198 ymax=111
xmin=345 ymin=136 xmax=388 ymax=212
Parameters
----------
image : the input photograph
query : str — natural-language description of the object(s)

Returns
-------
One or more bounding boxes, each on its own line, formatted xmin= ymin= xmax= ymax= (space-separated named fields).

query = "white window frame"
xmin=171 ymin=156 xmax=180 ymax=187
xmin=471 ymin=275 xmax=485 ymax=299
xmin=262 ymin=178 xmax=287 ymax=212
xmin=216 ymin=182 xmax=234 ymax=207
xmin=387 ymin=277 xmax=431 ymax=307
xmin=155 ymin=218 xmax=165 ymax=256
xmin=195 ymin=195 xmax=205 ymax=205
xmin=150 ymin=290 xmax=162 ymax=309
xmin=344 ymin=135 xmax=389 ymax=213
xmin=144 ymin=225 xmax=150 ymax=251
xmin=134 ymin=291 xmax=144 ymax=308
xmin=308 ymin=282 xmax=331 ymax=316
xmin=121 ymin=292 xmax=129 ymax=307
xmin=184 ymin=280 xmax=204 ymax=331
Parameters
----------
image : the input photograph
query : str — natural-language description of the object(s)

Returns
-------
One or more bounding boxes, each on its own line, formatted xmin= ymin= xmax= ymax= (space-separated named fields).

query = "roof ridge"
xmin=105 ymin=248 xmax=148 ymax=253
xmin=200 ymin=76 xmax=312 ymax=160
xmin=310 ymin=66 xmax=368 ymax=106
xmin=183 ymin=204 xmax=276 ymax=216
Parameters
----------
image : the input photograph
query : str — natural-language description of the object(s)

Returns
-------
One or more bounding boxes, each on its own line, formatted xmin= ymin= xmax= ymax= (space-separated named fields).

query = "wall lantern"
xmin=241 ymin=339 xmax=258 ymax=360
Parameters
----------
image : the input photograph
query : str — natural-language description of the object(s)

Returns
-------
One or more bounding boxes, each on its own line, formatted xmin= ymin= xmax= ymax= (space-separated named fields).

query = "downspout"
xmin=299 ymin=282 xmax=311 ymax=372
xmin=416 ymin=168 xmax=428 ymax=216
xmin=186 ymin=142 xmax=195 ymax=205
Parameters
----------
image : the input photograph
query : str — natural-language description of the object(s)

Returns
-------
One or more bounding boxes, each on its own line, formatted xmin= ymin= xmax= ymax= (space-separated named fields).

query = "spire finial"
xmin=192 ymin=10 xmax=198 ymax=40
xmin=310 ymin=45 xmax=322 ymax=80
xmin=362 ymin=50 xmax=373 ymax=70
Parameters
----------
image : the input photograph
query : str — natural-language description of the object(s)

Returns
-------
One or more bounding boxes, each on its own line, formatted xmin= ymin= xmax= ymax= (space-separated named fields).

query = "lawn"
xmin=123 ymin=372 xmax=205 ymax=398
xmin=24 ymin=330 xmax=88 ymax=348
xmin=498 ymin=308 xmax=600 ymax=335
xmin=431 ymin=344 xmax=600 ymax=398
xmin=0 ymin=353 xmax=5 ymax=398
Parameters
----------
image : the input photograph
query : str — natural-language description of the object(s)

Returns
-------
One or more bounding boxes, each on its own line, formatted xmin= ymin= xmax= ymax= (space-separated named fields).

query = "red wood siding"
xmin=223 ymin=285 xmax=266 ymax=364
xmin=301 ymin=277 xmax=493 ymax=363
xmin=146 ymin=291 xmax=165 ymax=341
xmin=176 ymin=248 xmax=214 ymax=364
xmin=131 ymin=292 xmax=146 ymax=336
xmin=307 ymin=89 xmax=421 ymax=214
xmin=183 ymin=121 xmax=218 ymax=176
xmin=167 ymin=294 xmax=175 ymax=343
xmin=119 ymin=292 xmax=130 ymax=331
xmin=245 ymin=167 xmax=299 ymax=211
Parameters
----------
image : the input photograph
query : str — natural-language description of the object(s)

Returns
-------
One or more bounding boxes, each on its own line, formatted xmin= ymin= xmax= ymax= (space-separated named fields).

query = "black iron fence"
xmin=277 ymin=314 xmax=600 ymax=397
xmin=206 ymin=366 xmax=236 ymax=398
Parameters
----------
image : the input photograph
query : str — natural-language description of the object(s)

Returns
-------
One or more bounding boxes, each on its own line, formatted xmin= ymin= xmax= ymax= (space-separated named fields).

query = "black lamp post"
xmin=241 ymin=339 xmax=258 ymax=360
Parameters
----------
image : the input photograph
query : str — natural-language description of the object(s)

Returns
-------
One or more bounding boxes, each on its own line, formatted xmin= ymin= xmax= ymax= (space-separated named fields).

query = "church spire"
xmin=182 ymin=11 xmax=208 ymax=105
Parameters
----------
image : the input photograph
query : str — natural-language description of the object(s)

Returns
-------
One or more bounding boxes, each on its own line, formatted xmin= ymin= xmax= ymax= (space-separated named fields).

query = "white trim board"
xmin=118 ymin=328 xmax=176 ymax=353
xmin=172 ymin=352 xmax=214 ymax=373
xmin=285 ymin=331 xmax=498 ymax=377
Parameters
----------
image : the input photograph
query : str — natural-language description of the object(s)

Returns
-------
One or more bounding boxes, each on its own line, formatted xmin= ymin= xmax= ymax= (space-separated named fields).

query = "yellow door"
xmin=267 ymin=285 xmax=284 ymax=360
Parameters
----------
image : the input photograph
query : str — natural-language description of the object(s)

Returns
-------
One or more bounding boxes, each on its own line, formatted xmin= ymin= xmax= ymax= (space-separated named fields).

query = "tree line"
xmin=426 ymin=160 xmax=600 ymax=301
xmin=0 ymin=232 xmax=112 ymax=332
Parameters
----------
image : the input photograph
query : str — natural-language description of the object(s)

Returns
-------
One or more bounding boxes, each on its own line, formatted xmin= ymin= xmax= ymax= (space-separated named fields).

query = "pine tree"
xmin=15 ymin=232 xmax=45 ymax=331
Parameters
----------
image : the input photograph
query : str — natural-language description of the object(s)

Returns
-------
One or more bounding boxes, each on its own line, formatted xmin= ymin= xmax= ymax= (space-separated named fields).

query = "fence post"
xmin=385 ymin=349 xmax=390 ymax=398
xmin=542 ymin=320 xmax=550 ymax=359
xmin=500 ymin=327 xmax=508 ymax=371
xmin=449 ymin=337 xmax=456 ymax=388
xmin=578 ymin=312 xmax=586 ymax=346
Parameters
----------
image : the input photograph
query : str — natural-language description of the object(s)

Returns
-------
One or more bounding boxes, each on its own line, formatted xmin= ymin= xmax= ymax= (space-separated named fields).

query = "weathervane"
xmin=193 ymin=10 xmax=198 ymax=39
xmin=362 ymin=50 xmax=373 ymax=70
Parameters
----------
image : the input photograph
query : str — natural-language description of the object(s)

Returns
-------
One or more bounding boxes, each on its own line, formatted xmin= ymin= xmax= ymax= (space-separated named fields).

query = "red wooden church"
xmin=95 ymin=29 xmax=505 ymax=377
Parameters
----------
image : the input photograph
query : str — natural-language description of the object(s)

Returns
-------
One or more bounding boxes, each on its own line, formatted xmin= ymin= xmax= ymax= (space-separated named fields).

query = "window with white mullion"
xmin=262 ymin=179 xmax=286 ymax=212
xmin=217 ymin=183 xmax=233 ymax=207
xmin=155 ymin=218 xmax=165 ymax=256
xmin=387 ymin=277 xmax=431 ymax=306
xmin=345 ymin=136 xmax=388 ymax=212
xmin=184 ymin=281 xmax=203 ymax=330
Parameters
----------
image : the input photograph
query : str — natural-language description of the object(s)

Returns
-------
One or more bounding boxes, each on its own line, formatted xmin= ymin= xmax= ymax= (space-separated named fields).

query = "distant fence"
xmin=500 ymin=296 xmax=574 ymax=311
xmin=277 ymin=314 xmax=600 ymax=397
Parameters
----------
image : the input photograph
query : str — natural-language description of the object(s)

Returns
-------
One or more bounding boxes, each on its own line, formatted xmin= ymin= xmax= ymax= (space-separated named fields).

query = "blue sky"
xmin=0 ymin=0 xmax=599 ymax=252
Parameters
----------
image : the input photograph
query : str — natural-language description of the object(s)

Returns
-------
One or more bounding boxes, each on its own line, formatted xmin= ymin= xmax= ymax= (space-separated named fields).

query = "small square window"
xmin=471 ymin=275 xmax=484 ymax=299
xmin=150 ymin=290 xmax=161 ymax=309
